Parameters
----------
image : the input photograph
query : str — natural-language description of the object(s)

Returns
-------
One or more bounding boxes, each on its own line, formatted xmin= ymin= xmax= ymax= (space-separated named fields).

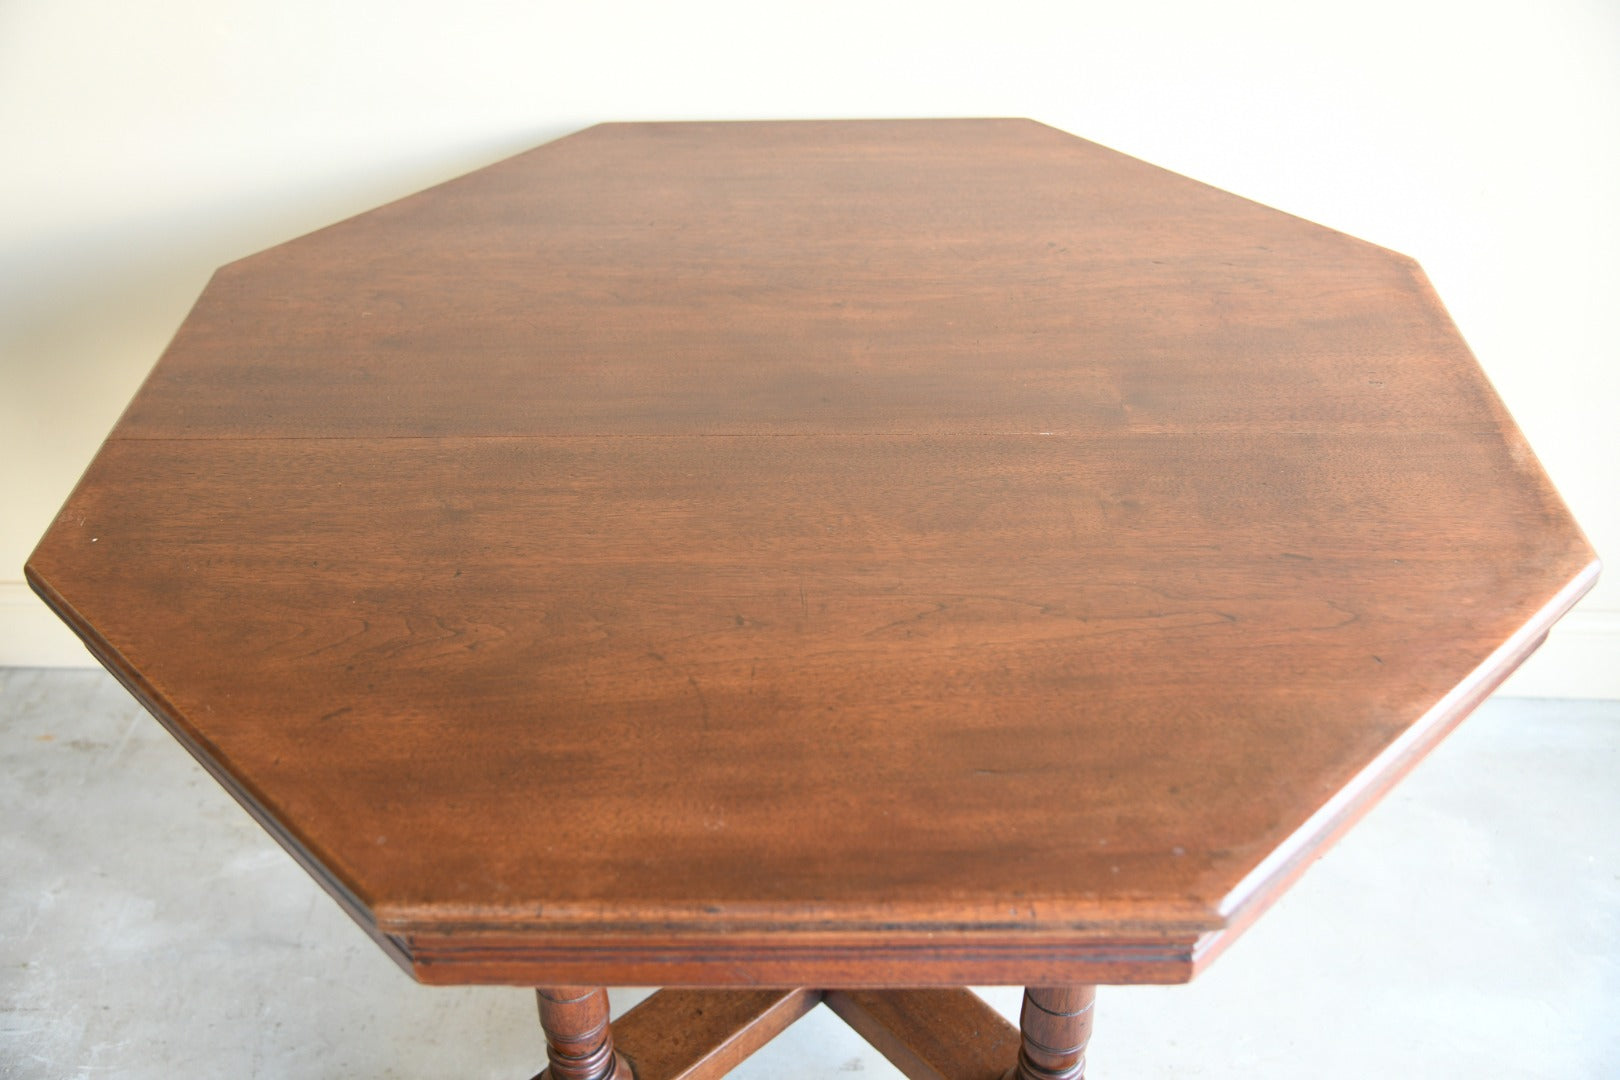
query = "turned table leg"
xmin=536 ymin=987 xmax=631 ymax=1080
xmin=1006 ymin=986 xmax=1096 ymax=1080
xmin=526 ymin=985 xmax=1091 ymax=1080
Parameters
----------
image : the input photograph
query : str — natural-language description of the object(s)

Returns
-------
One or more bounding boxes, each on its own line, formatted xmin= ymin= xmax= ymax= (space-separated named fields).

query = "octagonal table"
xmin=28 ymin=119 xmax=1597 ymax=1078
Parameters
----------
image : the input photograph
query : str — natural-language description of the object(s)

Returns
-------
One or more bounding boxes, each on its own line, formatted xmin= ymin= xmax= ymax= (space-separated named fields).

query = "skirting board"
xmin=2 ymin=579 xmax=1616 ymax=699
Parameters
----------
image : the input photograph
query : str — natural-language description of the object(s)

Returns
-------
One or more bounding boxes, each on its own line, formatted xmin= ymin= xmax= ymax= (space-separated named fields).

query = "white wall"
xmin=2 ymin=0 xmax=1616 ymax=695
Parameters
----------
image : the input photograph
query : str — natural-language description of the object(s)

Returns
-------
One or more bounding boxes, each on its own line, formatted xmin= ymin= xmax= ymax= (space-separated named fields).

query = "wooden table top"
xmin=28 ymin=119 xmax=1597 ymax=987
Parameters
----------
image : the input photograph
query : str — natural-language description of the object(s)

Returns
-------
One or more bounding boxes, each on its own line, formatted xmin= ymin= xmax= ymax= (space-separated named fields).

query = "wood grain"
xmin=611 ymin=988 xmax=820 ymax=1080
xmin=114 ymin=122 xmax=1514 ymax=444
xmin=26 ymin=119 xmax=1599 ymax=987
xmin=535 ymin=987 xmax=628 ymax=1080
xmin=1008 ymin=987 xmax=1094 ymax=1080
xmin=825 ymin=989 xmax=1020 ymax=1080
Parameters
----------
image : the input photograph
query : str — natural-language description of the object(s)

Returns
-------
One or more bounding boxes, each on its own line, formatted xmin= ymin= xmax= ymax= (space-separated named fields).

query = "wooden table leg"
xmin=1006 ymin=987 xmax=1096 ymax=1080
xmin=530 ymin=984 xmax=1095 ymax=1080
xmin=535 ymin=987 xmax=631 ymax=1080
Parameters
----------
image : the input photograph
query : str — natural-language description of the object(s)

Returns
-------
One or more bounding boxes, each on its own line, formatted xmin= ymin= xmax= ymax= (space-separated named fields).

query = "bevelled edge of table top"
xmin=25 ymin=117 xmax=1603 ymax=987
xmin=26 ymin=553 xmax=1597 ymax=986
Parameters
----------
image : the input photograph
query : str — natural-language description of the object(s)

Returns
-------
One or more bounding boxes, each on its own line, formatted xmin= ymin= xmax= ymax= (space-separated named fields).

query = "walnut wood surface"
xmin=26 ymin=119 xmax=1598 ymax=987
xmin=825 ymin=989 xmax=1021 ymax=1080
xmin=610 ymin=988 xmax=820 ymax=1080
xmin=535 ymin=987 xmax=628 ymax=1080
xmin=1008 ymin=987 xmax=1094 ymax=1080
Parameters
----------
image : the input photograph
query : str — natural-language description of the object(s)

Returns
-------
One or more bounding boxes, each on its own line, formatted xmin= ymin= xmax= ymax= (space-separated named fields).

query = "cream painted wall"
xmin=2 ymin=0 xmax=1616 ymax=694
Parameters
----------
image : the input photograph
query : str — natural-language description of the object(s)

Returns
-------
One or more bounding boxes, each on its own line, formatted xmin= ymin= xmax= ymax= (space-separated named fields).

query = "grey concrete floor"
xmin=3 ymin=667 xmax=1618 ymax=1079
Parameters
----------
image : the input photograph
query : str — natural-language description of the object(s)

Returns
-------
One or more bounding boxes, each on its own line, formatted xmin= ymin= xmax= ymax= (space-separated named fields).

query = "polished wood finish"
xmin=535 ymin=987 xmax=628 ymax=1080
xmin=27 ymin=120 xmax=1598 ymax=991
xmin=825 ymin=989 xmax=1021 ymax=1080
xmin=1007 ymin=987 xmax=1095 ymax=1080
xmin=530 ymin=985 xmax=1084 ymax=1080
xmin=402 ymin=927 xmax=1194 ymax=988
xmin=611 ymin=988 xmax=820 ymax=1080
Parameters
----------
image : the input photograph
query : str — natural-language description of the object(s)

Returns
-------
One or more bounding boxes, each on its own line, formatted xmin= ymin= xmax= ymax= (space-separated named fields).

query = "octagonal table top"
xmin=27 ymin=119 xmax=1597 ymax=987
